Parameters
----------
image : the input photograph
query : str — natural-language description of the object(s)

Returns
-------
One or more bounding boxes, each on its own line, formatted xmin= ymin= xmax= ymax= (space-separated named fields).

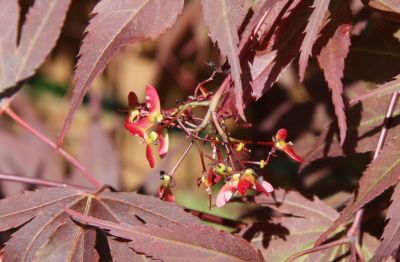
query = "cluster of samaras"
xmin=125 ymin=85 xmax=302 ymax=208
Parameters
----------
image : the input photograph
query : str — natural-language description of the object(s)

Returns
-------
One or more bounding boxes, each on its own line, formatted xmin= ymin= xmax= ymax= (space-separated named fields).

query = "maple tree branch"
xmin=4 ymin=107 xmax=102 ymax=189
xmin=347 ymin=209 xmax=364 ymax=262
xmin=0 ymin=172 xmax=91 ymax=191
xmin=373 ymin=92 xmax=399 ymax=159
xmin=285 ymin=239 xmax=349 ymax=262
xmin=344 ymin=92 xmax=399 ymax=261
xmin=169 ymin=141 xmax=194 ymax=177
xmin=196 ymin=76 xmax=230 ymax=131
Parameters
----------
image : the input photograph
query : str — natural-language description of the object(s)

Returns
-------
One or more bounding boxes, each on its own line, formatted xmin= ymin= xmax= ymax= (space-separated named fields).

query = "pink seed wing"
xmin=145 ymin=85 xmax=161 ymax=115
xmin=256 ymin=180 xmax=274 ymax=196
xmin=125 ymin=118 xmax=146 ymax=138
xmin=146 ymin=144 xmax=155 ymax=168
xmin=282 ymin=144 xmax=303 ymax=163
xmin=158 ymin=129 xmax=169 ymax=158
xmin=216 ymin=183 xmax=235 ymax=207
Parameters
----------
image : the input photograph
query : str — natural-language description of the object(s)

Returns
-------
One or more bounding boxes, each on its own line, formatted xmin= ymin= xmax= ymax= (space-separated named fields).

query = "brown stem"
xmin=196 ymin=140 xmax=207 ymax=174
xmin=169 ymin=141 xmax=194 ymax=177
xmin=196 ymin=76 xmax=230 ymax=132
xmin=177 ymin=120 xmax=212 ymax=142
xmin=4 ymin=108 xmax=102 ymax=188
xmin=202 ymin=153 xmax=219 ymax=164
xmin=230 ymin=137 xmax=274 ymax=147
xmin=212 ymin=112 xmax=246 ymax=169
xmin=194 ymin=71 xmax=218 ymax=97
xmin=0 ymin=172 xmax=91 ymax=191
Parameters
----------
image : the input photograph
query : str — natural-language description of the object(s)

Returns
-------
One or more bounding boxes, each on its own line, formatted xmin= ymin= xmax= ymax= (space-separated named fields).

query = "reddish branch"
xmin=0 ymin=172 xmax=91 ymax=191
xmin=4 ymin=107 xmax=102 ymax=188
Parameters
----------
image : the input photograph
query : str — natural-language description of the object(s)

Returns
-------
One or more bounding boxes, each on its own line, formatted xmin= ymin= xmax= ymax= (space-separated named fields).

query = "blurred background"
xmin=1 ymin=0 xmax=399 ymax=237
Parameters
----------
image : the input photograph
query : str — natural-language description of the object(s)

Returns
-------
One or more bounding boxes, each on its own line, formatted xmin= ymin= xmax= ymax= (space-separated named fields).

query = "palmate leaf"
xmin=371 ymin=181 xmax=400 ymax=262
xmin=316 ymin=138 xmax=400 ymax=245
xmin=316 ymin=0 xmax=351 ymax=146
xmin=0 ymin=0 xmax=71 ymax=93
xmin=237 ymin=0 xmax=277 ymax=53
xmin=35 ymin=222 xmax=99 ymax=262
xmin=201 ymin=0 xmax=248 ymax=120
xmin=365 ymin=0 xmax=400 ymax=22
xmin=350 ymin=74 xmax=400 ymax=103
xmin=345 ymin=18 xmax=400 ymax=83
xmin=67 ymin=209 xmax=264 ymax=262
xmin=57 ymin=0 xmax=184 ymax=145
xmin=300 ymin=83 xmax=400 ymax=171
xmin=108 ymin=236 xmax=151 ymax=262
xmin=298 ymin=0 xmax=330 ymax=81
xmin=250 ymin=189 xmax=379 ymax=261
xmin=219 ymin=0 xmax=290 ymax=116
xmin=251 ymin=0 xmax=310 ymax=99
xmin=0 ymin=188 xmax=199 ymax=261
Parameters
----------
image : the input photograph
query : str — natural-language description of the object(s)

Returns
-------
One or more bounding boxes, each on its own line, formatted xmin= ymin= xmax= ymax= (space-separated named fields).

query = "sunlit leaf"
xmin=58 ymin=0 xmax=184 ymax=145
xmin=316 ymin=138 xmax=400 ymax=245
xmin=365 ymin=0 xmax=400 ymax=22
xmin=201 ymin=0 xmax=248 ymax=119
xmin=371 ymin=181 xmax=400 ymax=262
xmin=0 ymin=188 xmax=199 ymax=260
xmin=298 ymin=0 xmax=330 ymax=81
xmin=0 ymin=0 xmax=71 ymax=93
xmin=316 ymin=0 xmax=351 ymax=145
xmin=68 ymin=209 xmax=264 ymax=262
xmin=300 ymin=83 xmax=400 ymax=170
xmin=345 ymin=19 xmax=400 ymax=83
xmin=250 ymin=189 xmax=379 ymax=261
xmin=251 ymin=0 xmax=310 ymax=99
xmin=350 ymin=75 xmax=400 ymax=103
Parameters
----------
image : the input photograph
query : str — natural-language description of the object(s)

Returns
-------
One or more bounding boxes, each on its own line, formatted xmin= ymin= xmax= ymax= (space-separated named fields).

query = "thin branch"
xmin=4 ymin=108 xmax=102 ymax=188
xmin=196 ymin=77 xmax=229 ymax=132
xmin=0 ymin=172 xmax=91 ymax=191
xmin=347 ymin=209 xmax=364 ymax=262
xmin=177 ymin=120 xmax=212 ymax=142
xmin=349 ymin=92 xmax=399 ymax=261
xmin=373 ymin=92 xmax=399 ymax=159
xmin=169 ymin=141 xmax=194 ymax=177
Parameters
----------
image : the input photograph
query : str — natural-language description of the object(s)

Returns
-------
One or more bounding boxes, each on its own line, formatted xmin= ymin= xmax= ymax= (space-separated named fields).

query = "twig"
xmin=373 ymin=92 xmax=399 ymax=159
xmin=4 ymin=108 xmax=102 ymax=188
xmin=349 ymin=92 xmax=399 ymax=261
xmin=315 ymin=92 xmax=399 ymax=261
xmin=177 ymin=120 xmax=212 ymax=142
xmin=194 ymin=71 xmax=218 ymax=96
xmin=169 ymin=141 xmax=194 ymax=177
xmin=0 ymin=172 xmax=91 ymax=191
xmin=347 ymin=209 xmax=364 ymax=262
xmin=196 ymin=76 xmax=230 ymax=132
xmin=195 ymin=140 xmax=208 ymax=174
